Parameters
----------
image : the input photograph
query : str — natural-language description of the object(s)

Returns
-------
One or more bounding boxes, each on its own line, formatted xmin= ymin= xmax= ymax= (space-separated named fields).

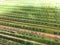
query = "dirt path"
xmin=0 ymin=33 xmax=47 ymax=45
xmin=0 ymin=25 xmax=60 ymax=40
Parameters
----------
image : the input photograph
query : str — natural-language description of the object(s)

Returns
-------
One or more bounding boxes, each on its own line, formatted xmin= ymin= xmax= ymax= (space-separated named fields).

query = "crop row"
xmin=0 ymin=18 xmax=60 ymax=35
xmin=0 ymin=38 xmax=24 ymax=45
xmin=0 ymin=28 xmax=60 ymax=45
xmin=0 ymin=15 xmax=60 ymax=29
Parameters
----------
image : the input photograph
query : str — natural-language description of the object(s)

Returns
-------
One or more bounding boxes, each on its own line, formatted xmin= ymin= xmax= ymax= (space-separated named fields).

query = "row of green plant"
xmin=0 ymin=14 xmax=60 ymax=29
xmin=0 ymin=31 xmax=40 ymax=45
xmin=0 ymin=7 xmax=60 ymax=26
xmin=0 ymin=28 xmax=60 ymax=45
xmin=1 ymin=5 xmax=60 ymax=23
xmin=0 ymin=29 xmax=45 ymax=45
xmin=0 ymin=38 xmax=24 ymax=45
xmin=0 ymin=18 xmax=60 ymax=35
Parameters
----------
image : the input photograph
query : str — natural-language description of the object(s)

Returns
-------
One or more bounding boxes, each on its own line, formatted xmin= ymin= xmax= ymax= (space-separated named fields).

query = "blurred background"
xmin=0 ymin=0 xmax=60 ymax=7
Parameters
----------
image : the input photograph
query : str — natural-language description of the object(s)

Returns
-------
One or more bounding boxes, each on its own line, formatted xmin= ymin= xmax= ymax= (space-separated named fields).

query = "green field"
xmin=0 ymin=5 xmax=60 ymax=45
